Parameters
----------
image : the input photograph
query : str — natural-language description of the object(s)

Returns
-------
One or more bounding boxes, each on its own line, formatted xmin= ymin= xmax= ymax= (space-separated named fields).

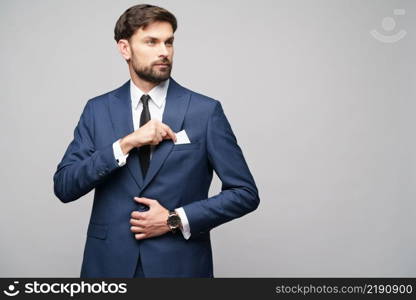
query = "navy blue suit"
xmin=53 ymin=78 xmax=260 ymax=277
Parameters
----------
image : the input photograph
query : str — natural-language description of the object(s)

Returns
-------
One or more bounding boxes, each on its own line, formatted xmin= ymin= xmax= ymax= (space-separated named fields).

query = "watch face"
xmin=168 ymin=215 xmax=181 ymax=227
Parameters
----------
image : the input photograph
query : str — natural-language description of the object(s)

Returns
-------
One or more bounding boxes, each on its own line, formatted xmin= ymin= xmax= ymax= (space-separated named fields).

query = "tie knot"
xmin=140 ymin=94 xmax=151 ymax=106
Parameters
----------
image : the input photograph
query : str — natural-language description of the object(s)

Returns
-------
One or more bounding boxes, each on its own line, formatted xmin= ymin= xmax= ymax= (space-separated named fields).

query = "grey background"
xmin=0 ymin=0 xmax=415 ymax=277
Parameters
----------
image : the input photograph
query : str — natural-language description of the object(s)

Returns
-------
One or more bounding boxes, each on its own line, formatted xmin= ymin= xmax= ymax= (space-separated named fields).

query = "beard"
xmin=131 ymin=57 xmax=172 ymax=84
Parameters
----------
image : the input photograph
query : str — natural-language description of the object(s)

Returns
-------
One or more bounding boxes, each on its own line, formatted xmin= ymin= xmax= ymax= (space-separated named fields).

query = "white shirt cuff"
xmin=112 ymin=139 xmax=129 ymax=167
xmin=175 ymin=207 xmax=191 ymax=240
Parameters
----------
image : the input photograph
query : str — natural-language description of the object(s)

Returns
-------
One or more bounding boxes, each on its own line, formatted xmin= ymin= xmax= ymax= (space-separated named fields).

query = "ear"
xmin=117 ymin=39 xmax=131 ymax=61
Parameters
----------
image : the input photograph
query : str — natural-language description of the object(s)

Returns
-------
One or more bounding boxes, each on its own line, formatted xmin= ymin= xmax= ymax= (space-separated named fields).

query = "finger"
xmin=162 ymin=124 xmax=177 ymax=142
xmin=153 ymin=125 xmax=164 ymax=142
xmin=130 ymin=218 xmax=145 ymax=226
xmin=135 ymin=233 xmax=147 ymax=240
xmin=130 ymin=226 xmax=145 ymax=233
xmin=152 ymin=126 xmax=159 ymax=140
xmin=152 ymin=133 xmax=162 ymax=144
xmin=131 ymin=210 xmax=144 ymax=219
xmin=160 ymin=130 xmax=167 ymax=138
xmin=134 ymin=197 xmax=153 ymax=207
xmin=163 ymin=124 xmax=176 ymax=142
xmin=150 ymin=138 xmax=159 ymax=145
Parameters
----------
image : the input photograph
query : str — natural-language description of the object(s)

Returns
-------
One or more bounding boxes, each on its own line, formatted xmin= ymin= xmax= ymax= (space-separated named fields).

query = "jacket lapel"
xmin=108 ymin=78 xmax=190 ymax=192
xmin=140 ymin=78 xmax=190 ymax=192
xmin=109 ymin=80 xmax=144 ymax=188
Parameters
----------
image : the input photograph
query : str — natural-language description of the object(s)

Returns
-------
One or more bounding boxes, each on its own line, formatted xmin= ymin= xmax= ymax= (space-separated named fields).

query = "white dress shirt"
xmin=112 ymin=79 xmax=191 ymax=240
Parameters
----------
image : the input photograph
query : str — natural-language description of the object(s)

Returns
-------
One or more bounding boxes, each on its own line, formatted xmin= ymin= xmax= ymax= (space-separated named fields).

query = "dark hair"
xmin=114 ymin=4 xmax=177 ymax=42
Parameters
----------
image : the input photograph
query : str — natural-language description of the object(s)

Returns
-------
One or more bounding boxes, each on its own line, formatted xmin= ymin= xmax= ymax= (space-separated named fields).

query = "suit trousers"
xmin=133 ymin=253 xmax=145 ymax=277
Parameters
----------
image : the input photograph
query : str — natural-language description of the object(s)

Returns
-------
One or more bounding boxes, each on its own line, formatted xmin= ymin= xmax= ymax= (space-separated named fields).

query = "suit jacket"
xmin=53 ymin=78 xmax=260 ymax=277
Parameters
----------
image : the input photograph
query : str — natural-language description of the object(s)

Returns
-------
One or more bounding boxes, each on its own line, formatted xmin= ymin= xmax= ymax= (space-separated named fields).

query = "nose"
xmin=158 ymin=43 xmax=169 ymax=57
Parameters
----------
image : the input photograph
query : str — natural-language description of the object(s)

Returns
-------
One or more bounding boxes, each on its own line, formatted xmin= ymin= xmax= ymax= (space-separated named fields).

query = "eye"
xmin=146 ymin=40 xmax=156 ymax=45
xmin=165 ymin=40 xmax=174 ymax=46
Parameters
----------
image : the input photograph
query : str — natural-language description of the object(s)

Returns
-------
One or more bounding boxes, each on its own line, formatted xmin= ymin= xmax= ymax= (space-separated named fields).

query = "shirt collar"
xmin=130 ymin=78 xmax=170 ymax=110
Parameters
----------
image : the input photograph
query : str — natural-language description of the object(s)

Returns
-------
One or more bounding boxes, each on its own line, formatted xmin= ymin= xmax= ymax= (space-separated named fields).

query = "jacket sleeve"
xmin=53 ymin=100 xmax=119 ymax=203
xmin=182 ymin=101 xmax=260 ymax=237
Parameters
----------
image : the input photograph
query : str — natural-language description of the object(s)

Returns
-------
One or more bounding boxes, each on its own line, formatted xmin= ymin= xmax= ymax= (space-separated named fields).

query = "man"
xmin=53 ymin=4 xmax=259 ymax=278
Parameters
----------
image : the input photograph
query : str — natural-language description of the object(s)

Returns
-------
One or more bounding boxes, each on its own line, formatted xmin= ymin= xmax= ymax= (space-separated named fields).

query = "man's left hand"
xmin=130 ymin=197 xmax=171 ymax=240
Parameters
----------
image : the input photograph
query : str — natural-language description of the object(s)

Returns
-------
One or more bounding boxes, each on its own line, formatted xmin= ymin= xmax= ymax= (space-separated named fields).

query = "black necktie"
xmin=139 ymin=94 xmax=151 ymax=177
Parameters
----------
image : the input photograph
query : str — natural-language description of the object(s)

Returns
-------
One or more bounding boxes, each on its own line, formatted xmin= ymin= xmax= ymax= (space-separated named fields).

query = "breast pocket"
xmin=172 ymin=142 xmax=201 ymax=151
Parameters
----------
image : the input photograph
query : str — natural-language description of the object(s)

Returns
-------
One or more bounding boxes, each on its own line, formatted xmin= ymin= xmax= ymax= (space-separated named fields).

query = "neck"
xmin=129 ymin=66 xmax=161 ymax=94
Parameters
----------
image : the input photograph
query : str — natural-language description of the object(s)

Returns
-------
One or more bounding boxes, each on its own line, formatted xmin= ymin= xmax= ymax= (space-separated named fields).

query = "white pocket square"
xmin=174 ymin=130 xmax=191 ymax=145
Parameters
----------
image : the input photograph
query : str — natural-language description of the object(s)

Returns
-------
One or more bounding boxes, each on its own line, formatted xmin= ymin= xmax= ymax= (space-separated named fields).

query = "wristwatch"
xmin=167 ymin=210 xmax=182 ymax=233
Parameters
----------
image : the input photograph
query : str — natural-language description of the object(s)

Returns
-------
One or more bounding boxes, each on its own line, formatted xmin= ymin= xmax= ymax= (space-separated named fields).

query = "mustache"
xmin=152 ymin=59 xmax=171 ymax=66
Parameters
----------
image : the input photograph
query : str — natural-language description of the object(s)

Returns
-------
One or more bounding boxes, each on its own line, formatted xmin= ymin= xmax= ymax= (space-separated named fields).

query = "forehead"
xmin=133 ymin=21 xmax=174 ymax=40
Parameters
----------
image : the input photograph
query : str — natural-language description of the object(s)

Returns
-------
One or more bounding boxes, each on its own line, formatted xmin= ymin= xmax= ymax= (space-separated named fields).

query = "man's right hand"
xmin=119 ymin=120 xmax=177 ymax=155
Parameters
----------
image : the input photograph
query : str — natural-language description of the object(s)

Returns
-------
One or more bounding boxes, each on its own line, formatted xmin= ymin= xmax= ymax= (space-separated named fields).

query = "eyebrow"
xmin=143 ymin=36 xmax=174 ymax=41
